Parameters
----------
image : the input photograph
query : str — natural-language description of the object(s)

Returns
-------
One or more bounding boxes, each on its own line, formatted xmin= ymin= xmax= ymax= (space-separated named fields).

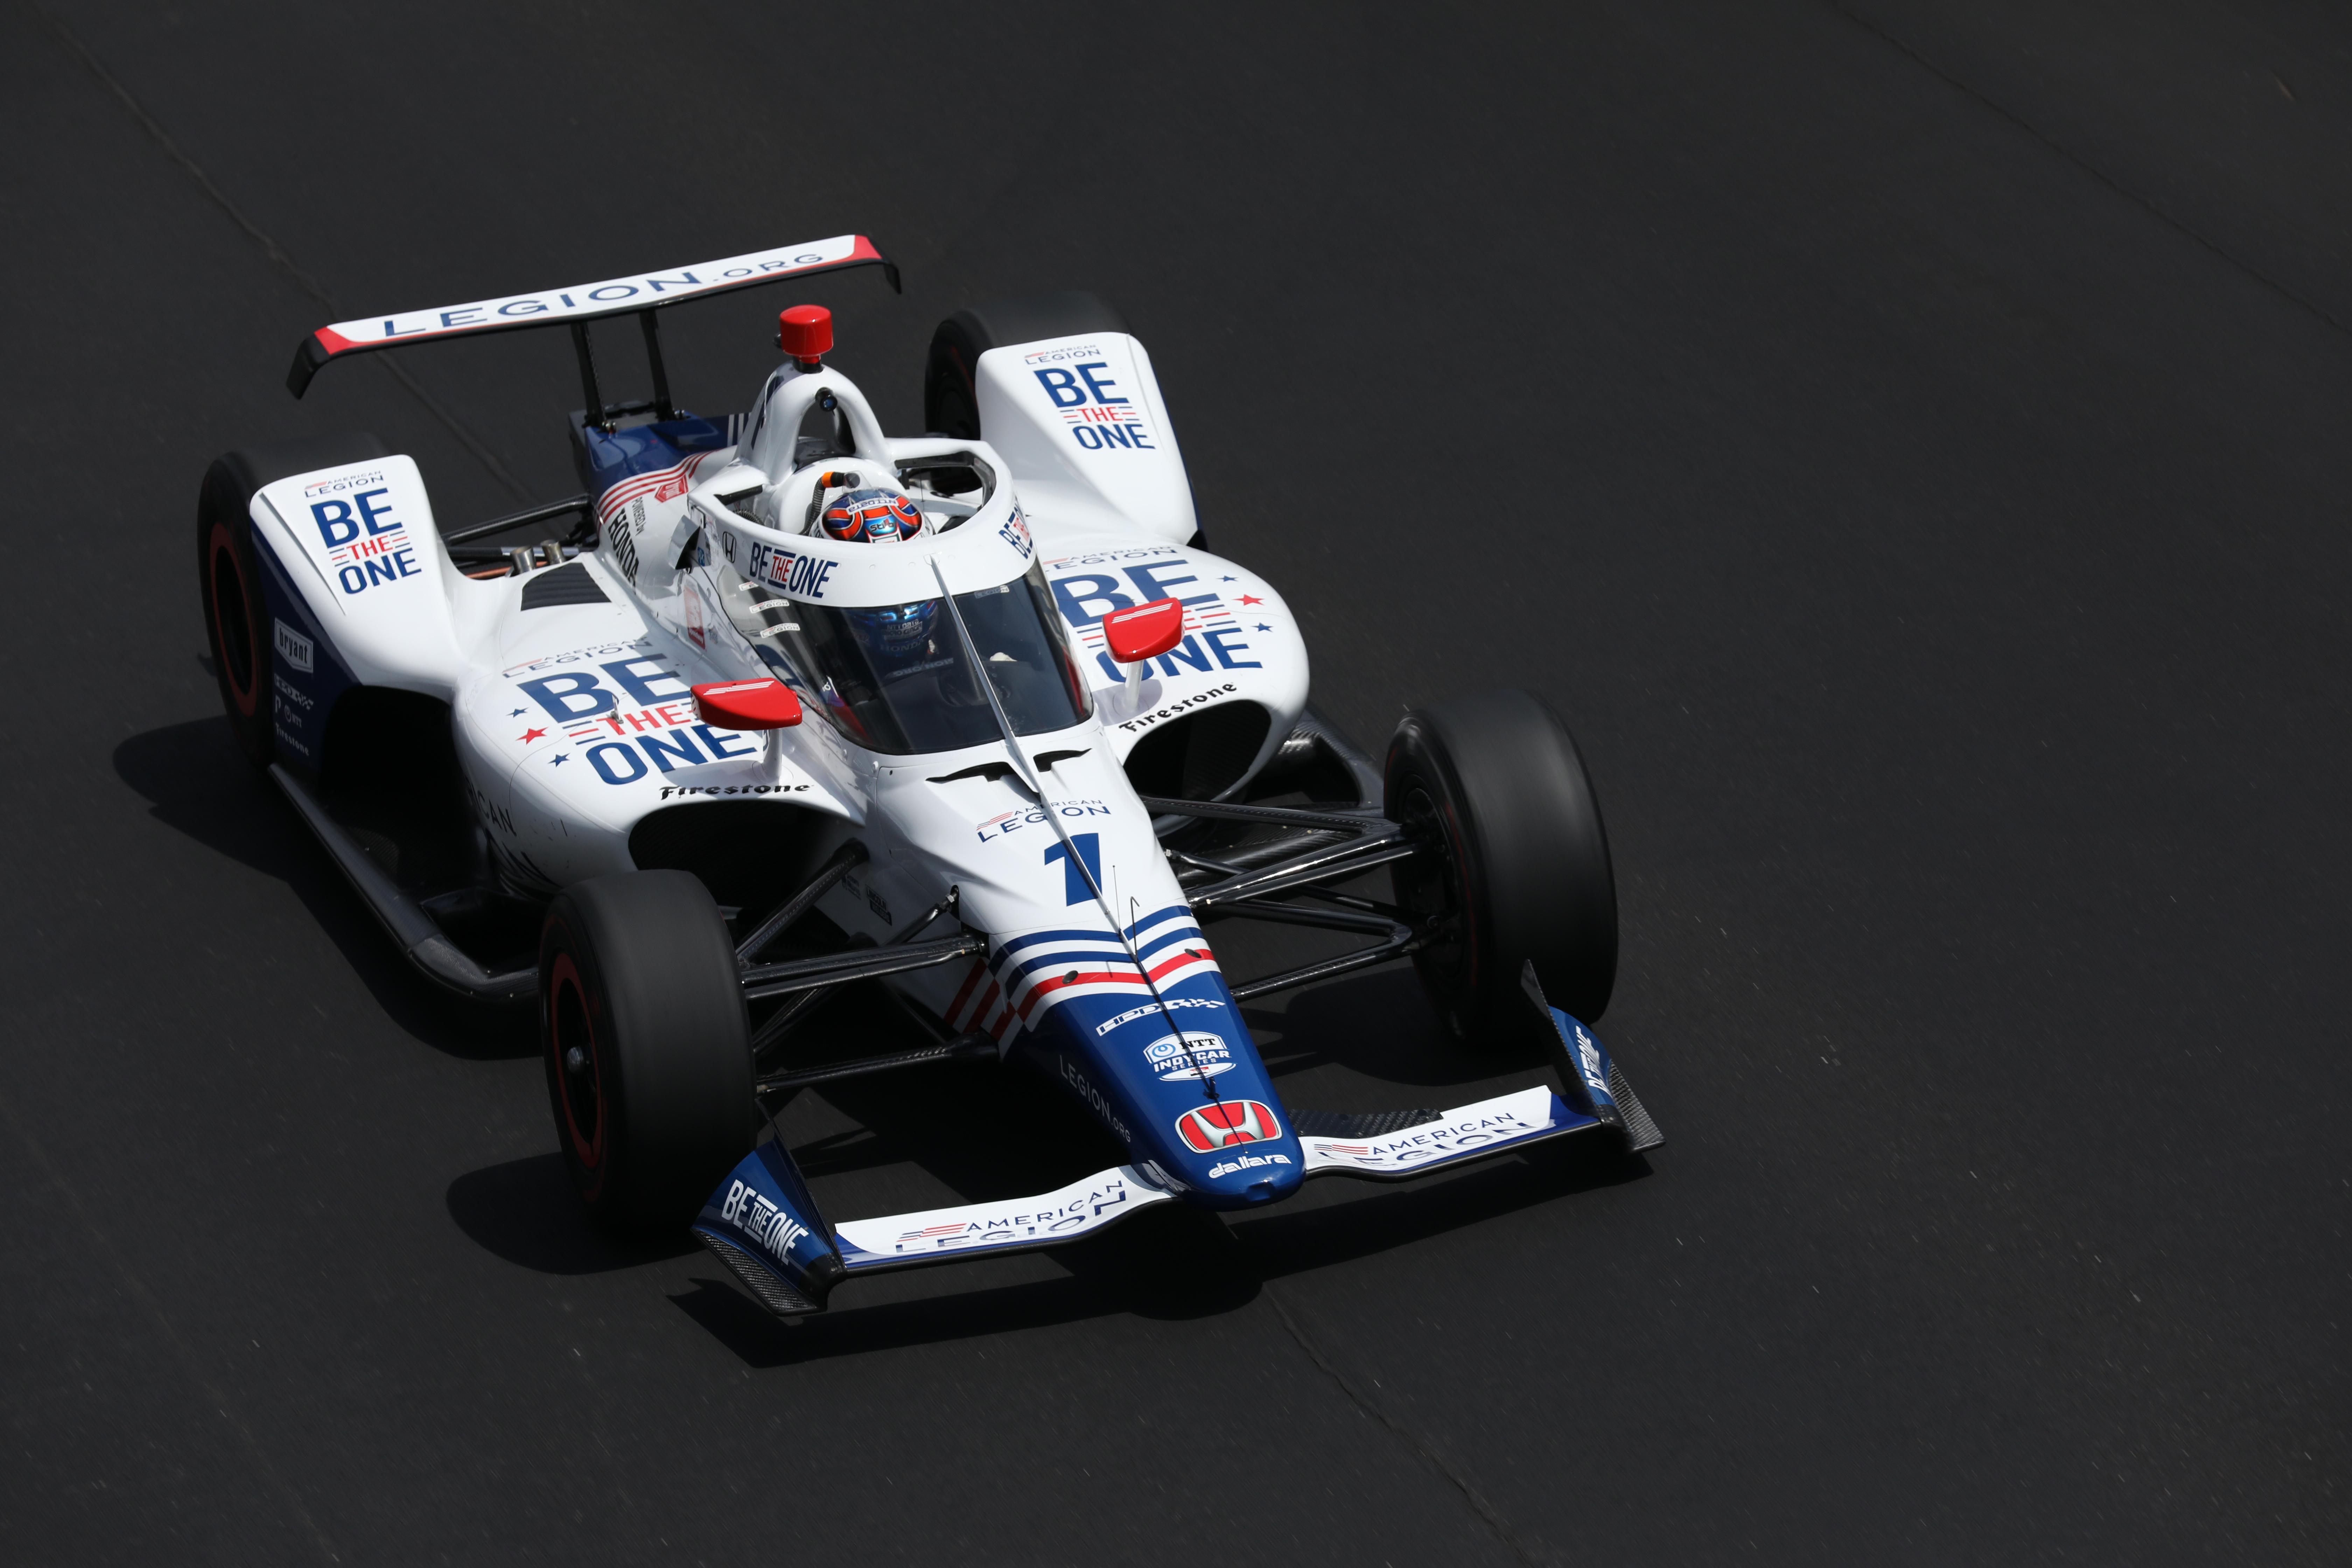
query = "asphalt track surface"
xmin=6 ymin=2 xmax=2351 ymax=1562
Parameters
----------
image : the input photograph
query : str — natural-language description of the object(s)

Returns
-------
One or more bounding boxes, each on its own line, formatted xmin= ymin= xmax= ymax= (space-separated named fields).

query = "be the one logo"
xmin=310 ymin=487 xmax=419 ymax=596
xmin=1032 ymin=359 xmax=1156 ymax=452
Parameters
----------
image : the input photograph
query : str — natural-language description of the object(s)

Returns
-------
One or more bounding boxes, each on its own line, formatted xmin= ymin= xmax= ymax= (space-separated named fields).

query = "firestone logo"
xmin=1094 ymin=996 xmax=1218 ymax=1036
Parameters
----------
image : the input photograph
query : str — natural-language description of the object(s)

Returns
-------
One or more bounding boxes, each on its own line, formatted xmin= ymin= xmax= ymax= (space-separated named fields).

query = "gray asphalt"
xmin=5 ymin=2 xmax=2349 ymax=1562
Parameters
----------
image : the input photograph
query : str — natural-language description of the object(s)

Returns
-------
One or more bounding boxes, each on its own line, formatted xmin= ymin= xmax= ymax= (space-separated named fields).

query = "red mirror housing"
xmin=693 ymin=678 xmax=804 ymax=730
xmin=1102 ymin=597 xmax=1185 ymax=664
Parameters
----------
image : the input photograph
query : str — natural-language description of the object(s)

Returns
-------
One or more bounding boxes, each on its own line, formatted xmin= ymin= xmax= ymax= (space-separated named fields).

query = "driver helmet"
xmin=820 ymin=487 xmax=921 ymax=544
xmin=852 ymin=600 xmax=939 ymax=663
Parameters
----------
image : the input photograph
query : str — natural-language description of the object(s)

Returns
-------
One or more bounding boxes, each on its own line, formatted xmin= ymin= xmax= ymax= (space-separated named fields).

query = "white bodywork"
xmin=252 ymin=323 xmax=1309 ymax=1024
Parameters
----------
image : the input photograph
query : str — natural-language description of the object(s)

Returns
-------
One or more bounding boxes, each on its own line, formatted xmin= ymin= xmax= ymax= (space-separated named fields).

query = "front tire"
xmin=540 ymin=871 xmax=755 ymax=1232
xmin=196 ymin=433 xmax=386 ymax=770
xmin=1386 ymin=690 xmax=1618 ymax=1042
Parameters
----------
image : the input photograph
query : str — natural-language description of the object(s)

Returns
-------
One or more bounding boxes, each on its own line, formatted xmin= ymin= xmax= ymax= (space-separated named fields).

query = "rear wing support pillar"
xmin=569 ymin=322 xmax=607 ymax=434
xmin=638 ymin=310 xmax=677 ymax=421
xmin=571 ymin=310 xmax=681 ymax=432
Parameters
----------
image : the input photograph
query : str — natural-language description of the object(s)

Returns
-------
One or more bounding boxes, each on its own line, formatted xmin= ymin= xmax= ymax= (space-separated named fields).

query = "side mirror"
xmin=1101 ymin=597 xmax=1185 ymax=664
xmin=693 ymin=678 xmax=804 ymax=730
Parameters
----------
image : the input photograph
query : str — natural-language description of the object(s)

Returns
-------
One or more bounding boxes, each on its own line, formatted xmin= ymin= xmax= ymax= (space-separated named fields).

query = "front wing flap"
xmin=1296 ymin=1085 xmax=1604 ymax=1180
xmin=694 ymin=1148 xmax=1179 ymax=1317
xmin=832 ymin=1166 xmax=1175 ymax=1271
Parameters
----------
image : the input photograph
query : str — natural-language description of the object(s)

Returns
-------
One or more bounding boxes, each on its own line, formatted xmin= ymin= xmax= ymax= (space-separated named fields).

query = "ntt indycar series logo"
xmin=1144 ymin=1031 xmax=1233 ymax=1082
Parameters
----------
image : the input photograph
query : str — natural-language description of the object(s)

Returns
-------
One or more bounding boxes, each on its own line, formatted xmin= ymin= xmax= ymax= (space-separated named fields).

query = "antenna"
xmin=930 ymin=558 xmax=1224 ymax=1101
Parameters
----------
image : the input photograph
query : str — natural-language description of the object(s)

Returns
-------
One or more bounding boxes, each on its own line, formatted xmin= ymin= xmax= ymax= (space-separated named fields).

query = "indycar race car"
xmin=197 ymin=233 xmax=1659 ymax=1316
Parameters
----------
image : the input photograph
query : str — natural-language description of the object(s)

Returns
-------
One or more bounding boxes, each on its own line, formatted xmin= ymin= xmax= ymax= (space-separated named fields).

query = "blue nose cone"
xmin=1183 ymin=1118 xmax=1307 ymax=1209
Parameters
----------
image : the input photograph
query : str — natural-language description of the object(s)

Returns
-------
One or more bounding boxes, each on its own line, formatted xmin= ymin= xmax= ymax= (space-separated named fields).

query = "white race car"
xmin=199 ymin=234 xmax=1657 ymax=1315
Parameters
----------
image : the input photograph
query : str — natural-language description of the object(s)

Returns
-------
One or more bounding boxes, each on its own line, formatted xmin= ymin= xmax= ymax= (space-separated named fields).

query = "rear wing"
xmin=286 ymin=232 xmax=899 ymax=398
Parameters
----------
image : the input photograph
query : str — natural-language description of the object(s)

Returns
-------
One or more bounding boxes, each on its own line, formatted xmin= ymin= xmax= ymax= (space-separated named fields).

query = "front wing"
xmin=694 ymin=1042 xmax=1658 ymax=1319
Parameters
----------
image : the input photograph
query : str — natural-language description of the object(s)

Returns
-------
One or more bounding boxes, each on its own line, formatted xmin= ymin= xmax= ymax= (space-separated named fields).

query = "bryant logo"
xmin=272 ymin=620 xmax=314 ymax=673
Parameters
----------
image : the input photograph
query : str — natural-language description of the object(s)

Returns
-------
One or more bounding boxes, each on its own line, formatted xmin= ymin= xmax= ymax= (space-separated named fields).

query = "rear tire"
xmin=922 ymin=291 xmax=1130 ymax=439
xmin=540 ymin=870 xmax=755 ymax=1233
xmin=196 ymin=433 xmax=387 ymax=770
xmin=1385 ymin=690 xmax=1618 ymax=1041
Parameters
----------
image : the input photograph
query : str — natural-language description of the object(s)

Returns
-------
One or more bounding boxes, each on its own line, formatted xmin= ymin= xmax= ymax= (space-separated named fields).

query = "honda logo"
xmin=1175 ymin=1099 xmax=1280 ymax=1152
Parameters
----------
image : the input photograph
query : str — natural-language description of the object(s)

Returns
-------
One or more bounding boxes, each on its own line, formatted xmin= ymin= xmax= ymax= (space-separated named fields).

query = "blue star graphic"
xmin=509 ymin=707 xmax=526 ymax=717
xmin=1256 ymin=623 xmax=1270 ymax=631
xmin=549 ymin=754 xmax=568 ymax=766
xmin=1220 ymin=575 xmax=1236 ymax=582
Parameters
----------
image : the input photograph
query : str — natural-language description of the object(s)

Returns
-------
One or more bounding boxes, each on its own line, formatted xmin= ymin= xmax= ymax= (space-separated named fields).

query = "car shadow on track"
xmin=113 ymin=716 xmax=534 ymax=1060
xmin=1244 ymin=966 xmax=1559 ymax=1091
xmin=444 ymin=1152 xmax=703 ymax=1273
xmin=669 ymin=1199 xmax=1265 ymax=1367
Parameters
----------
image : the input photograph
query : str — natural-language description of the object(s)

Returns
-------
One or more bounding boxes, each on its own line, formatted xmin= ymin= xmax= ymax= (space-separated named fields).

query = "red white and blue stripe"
xmin=944 ymin=904 xmax=1219 ymax=1045
xmin=595 ymin=449 xmax=720 ymax=528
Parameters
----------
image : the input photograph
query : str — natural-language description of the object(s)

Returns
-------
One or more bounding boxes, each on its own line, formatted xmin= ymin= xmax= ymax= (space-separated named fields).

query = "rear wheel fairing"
xmin=244 ymin=523 xmax=356 ymax=774
xmin=972 ymin=333 xmax=1198 ymax=543
xmin=247 ymin=456 xmax=471 ymax=699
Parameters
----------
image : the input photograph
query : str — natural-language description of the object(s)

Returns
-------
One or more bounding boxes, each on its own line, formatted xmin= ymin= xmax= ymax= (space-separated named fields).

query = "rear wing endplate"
xmin=287 ymin=233 xmax=899 ymax=397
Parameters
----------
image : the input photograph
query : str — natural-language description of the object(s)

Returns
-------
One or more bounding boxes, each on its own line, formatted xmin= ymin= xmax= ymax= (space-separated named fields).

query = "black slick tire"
xmin=1385 ymin=690 xmax=1618 ymax=1042
xmin=196 ymin=433 xmax=387 ymax=770
xmin=922 ymin=291 xmax=1131 ymax=439
xmin=540 ymin=870 xmax=755 ymax=1233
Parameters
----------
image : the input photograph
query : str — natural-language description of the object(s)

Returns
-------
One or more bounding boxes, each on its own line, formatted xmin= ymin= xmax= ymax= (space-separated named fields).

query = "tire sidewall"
xmin=1386 ymin=718 xmax=1487 ymax=1036
xmin=1387 ymin=691 xmax=1619 ymax=1038
xmin=195 ymin=434 xmax=388 ymax=772
xmin=538 ymin=871 xmax=754 ymax=1232
xmin=540 ymin=916 xmax=616 ymax=1206
xmin=923 ymin=317 xmax=986 ymax=439
xmin=197 ymin=471 xmax=274 ymax=768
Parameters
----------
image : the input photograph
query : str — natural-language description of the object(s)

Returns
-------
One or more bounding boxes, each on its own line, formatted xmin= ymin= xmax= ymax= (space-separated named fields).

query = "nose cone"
xmin=1175 ymin=1097 xmax=1306 ymax=1209
xmin=1212 ymin=1155 xmax=1304 ymax=1207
